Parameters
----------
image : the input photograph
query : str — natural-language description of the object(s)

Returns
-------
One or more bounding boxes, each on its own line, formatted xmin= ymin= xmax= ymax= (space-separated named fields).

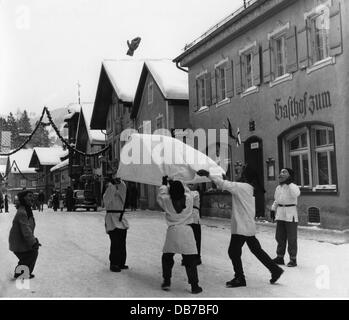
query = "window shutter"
xmin=262 ymin=40 xmax=271 ymax=83
xmin=205 ymin=72 xmax=212 ymax=106
xmin=329 ymin=0 xmax=342 ymax=56
xmin=253 ymin=45 xmax=261 ymax=86
xmin=235 ymin=56 xmax=243 ymax=94
xmin=211 ymin=71 xmax=217 ymax=104
xmin=298 ymin=22 xmax=309 ymax=69
xmin=226 ymin=61 xmax=234 ymax=98
xmin=286 ymin=26 xmax=298 ymax=73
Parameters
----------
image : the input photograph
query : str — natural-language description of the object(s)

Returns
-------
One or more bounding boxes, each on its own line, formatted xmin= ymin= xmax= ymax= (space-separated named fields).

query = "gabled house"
xmin=50 ymin=149 xmax=70 ymax=196
xmin=90 ymin=59 xmax=144 ymax=176
xmin=131 ymin=59 xmax=189 ymax=209
xmin=75 ymin=103 xmax=106 ymax=205
xmin=0 ymin=155 xmax=10 ymax=190
xmin=29 ymin=147 xmax=63 ymax=200
xmin=174 ymin=0 xmax=348 ymax=229
xmin=7 ymin=149 xmax=37 ymax=202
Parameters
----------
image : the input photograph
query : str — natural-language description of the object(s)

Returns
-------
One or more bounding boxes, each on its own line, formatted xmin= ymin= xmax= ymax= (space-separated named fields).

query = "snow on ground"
xmin=0 ymin=205 xmax=348 ymax=298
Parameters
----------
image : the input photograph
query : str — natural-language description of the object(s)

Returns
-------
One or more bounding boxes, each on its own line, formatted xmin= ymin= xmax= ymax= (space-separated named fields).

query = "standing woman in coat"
xmin=271 ymin=168 xmax=300 ymax=267
xmin=157 ymin=177 xmax=202 ymax=294
xmin=197 ymin=166 xmax=284 ymax=288
xmin=9 ymin=190 xmax=41 ymax=279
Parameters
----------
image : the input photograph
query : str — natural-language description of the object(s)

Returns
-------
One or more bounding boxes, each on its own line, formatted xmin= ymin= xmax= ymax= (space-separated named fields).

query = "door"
xmin=244 ymin=136 xmax=265 ymax=217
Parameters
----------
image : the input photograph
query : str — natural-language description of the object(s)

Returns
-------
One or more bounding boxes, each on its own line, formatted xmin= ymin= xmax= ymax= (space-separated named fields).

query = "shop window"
xmin=148 ymin=82 xmax=153 ymax=104
xmin=281 ymin=124 xmax=337 ymax=191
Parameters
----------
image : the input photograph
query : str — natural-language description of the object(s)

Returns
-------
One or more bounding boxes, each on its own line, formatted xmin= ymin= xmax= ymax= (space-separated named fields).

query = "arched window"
xmin=280 ymin=123 xmax=337 ymax=191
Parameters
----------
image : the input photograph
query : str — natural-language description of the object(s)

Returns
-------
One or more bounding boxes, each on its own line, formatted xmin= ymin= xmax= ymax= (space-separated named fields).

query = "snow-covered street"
xmin=0 ymin=205 xmax=348 ymax=298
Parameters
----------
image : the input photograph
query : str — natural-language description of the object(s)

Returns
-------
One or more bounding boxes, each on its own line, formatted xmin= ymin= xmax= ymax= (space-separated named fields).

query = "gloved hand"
xmin=270 ymin=210 xmax=275 ymax=222
xmin=197 ymin=169 xmax=209 ymax=177
xmin=162 ymin=176 xmax=168 ymax=186
xmin=32 ymin=238 xmax=42 ymax=250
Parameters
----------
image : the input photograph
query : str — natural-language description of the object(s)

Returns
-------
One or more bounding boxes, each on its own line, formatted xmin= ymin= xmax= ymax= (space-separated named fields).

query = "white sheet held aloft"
xmin=116 ymin=133 xmax=226 ymax=186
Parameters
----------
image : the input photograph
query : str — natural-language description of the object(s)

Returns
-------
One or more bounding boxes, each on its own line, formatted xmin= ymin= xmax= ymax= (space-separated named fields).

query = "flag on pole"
xmin=226 ymin=118 xmax=236 ymax=140
xmin=236 ymin=127 xmax=241 ymax=147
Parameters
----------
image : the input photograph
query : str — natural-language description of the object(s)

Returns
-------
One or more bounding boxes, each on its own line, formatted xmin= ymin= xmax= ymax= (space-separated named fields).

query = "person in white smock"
xmin=103 ymin=177 xmax=129 ymax=273
xmin=270 ymin=168 xmax=300 ymax=267
xmin=197 ymin=165 xmax=284 ymax=288
xmin=157 ymin=176 xmax=202 ymax=294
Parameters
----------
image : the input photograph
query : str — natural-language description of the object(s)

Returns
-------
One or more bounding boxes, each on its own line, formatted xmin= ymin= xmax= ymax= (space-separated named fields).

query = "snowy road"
xmin=0 ymin=205 xmax=348 ymax=298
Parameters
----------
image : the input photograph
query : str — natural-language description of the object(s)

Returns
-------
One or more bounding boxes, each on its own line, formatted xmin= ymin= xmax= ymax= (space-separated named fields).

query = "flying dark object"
xmin=127 ymin=37 xmax=141 ymax=56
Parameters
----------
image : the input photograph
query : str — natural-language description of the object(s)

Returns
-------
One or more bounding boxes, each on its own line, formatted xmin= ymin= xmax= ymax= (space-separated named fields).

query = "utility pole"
xmin=77 ymin=81 xmax=81 ymax=105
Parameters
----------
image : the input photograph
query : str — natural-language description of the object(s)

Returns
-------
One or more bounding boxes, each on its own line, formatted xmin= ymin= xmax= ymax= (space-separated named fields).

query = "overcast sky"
xmin=0 ymin=0 xmax=242 ymax=117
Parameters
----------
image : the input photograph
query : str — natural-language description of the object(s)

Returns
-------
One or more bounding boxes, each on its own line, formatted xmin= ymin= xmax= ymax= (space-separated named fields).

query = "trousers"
xmin=14 ymin=249 xmax=39 ymax=275
xmin=162 ymin=253 xmax=199 ymax=285
xmin=275 ymin=220 xmax=298 ymax=259
xmin=108 ymin=228 xmax=127 ymax=267
xmin=228 ymin=234 xmax=279 ymax=278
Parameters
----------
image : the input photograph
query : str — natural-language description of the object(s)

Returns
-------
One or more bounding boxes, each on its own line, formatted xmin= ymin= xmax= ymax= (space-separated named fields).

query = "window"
xmin=314 ymin=127 xmax=337 ymax=186
xmin=215 ymin=62 xmax=227 ymax=102
xmin=20 ymin=179 xmax=26 ymax=188
xmin=273 ymin=36 xmax=287 ymax=78
xmin=237 ymin=41 xmax=260 ymax=95
xmin=32 ymin=180 xmax=37 ymax=187
xmin=148 ymin=82 xmax=153 ymax=104
xmin=243 ymin=52 xmax=253 ymax=89
xmin=196 ymin=74 xmax=207 ymax=109
xmin=282 ymin=124 xmax=337 ymax=191
xmin=156 ymin=115 xmax=164 ymax=130
xmin=308 ymin=9 xmax=330 ymax=64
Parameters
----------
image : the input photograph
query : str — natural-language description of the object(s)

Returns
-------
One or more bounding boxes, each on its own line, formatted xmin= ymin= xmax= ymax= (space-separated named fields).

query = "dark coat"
xmin=9 ymin=206 xmax=36 ymax=252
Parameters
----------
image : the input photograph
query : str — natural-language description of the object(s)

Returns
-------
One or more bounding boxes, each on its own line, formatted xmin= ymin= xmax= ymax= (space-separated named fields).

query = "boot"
xmin=287 ymin=259 xmax=297 ymax=267
xmin=110 ymin=265 xmax=121 ymax=272
xmin=270 ymin=267 xmax=284 ymax=284
xmin=191 ymin=284 xmax=203 ymax=294
xmin=225 ymin=277 xmax=246 ymax=288
xmin=161 ymin=280 xmax=171 ymax=291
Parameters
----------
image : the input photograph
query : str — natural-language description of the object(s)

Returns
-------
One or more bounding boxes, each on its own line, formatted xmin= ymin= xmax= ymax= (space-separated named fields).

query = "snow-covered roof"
xmin=50 ymin=158 xmax=69 ymax=172
xmin=9 ymin=149 xmax=36 ymax=174
xmin=63 ymin=103 xmax=81 ymax=121
xmin=80 ymin=104 xmax=105 ymax=144
xmin=102 ymin=59 xmax=144 ymax=102
xmin=145 ymin=60 xmax=188 ymax=100
xmin=33 ymin=147 xmax=64 ymax=166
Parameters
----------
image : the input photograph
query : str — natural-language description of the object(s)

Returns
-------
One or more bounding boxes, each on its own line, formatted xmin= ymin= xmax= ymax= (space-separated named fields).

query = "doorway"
xmin=244 ymin=136 xmax=265 ymax=217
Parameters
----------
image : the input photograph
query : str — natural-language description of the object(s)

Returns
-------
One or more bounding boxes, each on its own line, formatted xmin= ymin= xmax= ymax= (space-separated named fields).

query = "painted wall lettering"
xmin=274 ymin=91 xmax=331 ymax=121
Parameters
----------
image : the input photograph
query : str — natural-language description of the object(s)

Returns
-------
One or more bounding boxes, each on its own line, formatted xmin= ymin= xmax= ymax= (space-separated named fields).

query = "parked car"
xmin=73 ymin=190 xmax=97 ymax=211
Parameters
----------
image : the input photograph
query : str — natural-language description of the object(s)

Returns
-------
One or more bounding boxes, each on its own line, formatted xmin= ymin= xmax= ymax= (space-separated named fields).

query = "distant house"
xmin=0 ymin=155 xmax=10 ymax=191
xmin=50 ymin=150 xmax=70 ymax=196
xmin=29 ymin=147 xmax=64 ymax=200
xmin=90 ymin=59 xmax=144 ymax=177
xmin=131 ymin=59 xmax=189 ymax=209
xmin=7 ymin=149 xmax=37 ymax=203
xmin=75 ymin=103 xmax=106 ymax=205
